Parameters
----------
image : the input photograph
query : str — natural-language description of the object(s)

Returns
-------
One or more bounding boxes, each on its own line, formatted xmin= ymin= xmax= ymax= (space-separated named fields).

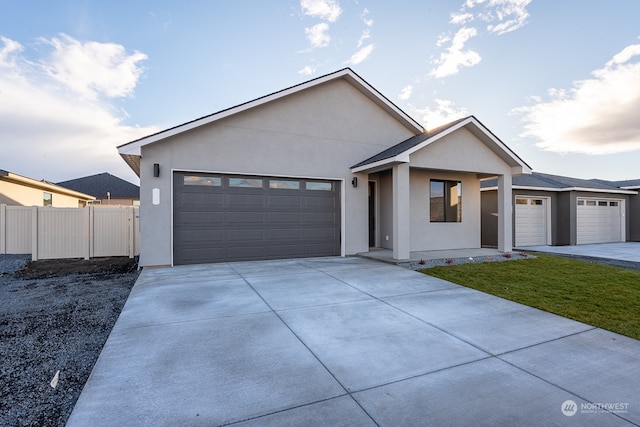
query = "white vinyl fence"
xmin=0 ymin=204 xmax=139 ymax=260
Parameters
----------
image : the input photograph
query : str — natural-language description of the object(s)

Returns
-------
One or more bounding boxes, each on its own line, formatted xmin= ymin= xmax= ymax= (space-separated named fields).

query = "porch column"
xmin=393 ymin=163 xmax=411 ymax=260
xmin=497 ymin=174 xmax=513 ymax=253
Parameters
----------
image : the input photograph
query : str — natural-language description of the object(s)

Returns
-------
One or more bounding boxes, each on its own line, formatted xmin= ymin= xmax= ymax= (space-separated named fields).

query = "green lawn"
xmin=420 ymin=254 xmax=640 ymax=340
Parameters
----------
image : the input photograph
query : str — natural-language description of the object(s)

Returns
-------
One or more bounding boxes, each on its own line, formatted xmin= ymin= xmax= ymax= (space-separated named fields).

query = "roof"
xmin=118 ymin=68 xmax=424 ymax=176
xmin=481 ymin=172 xmax=638 ymax=194
xmin=0 ymin=169 xmax=95 ymax=200
xmin=351 ymin=116 xmax=531 ymax=174
xmin=57 ymin=173 xmax=140 ymax=199
xmin=591 ymin=178 xmax=640 ymax=190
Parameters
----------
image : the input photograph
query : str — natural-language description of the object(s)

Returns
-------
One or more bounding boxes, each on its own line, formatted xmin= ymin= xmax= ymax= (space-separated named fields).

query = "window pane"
xmin=270 ymin=180 xmax=300 ymax=189
xmin=586 ymin=200 xmax=597 ymax=206
xmin=446 ymin=181 xmax=462 ymax=222
xmin=306 ymin=181 xmax=332 ymax=191
xmin=598 ymin=201 xmax=608 ymax=207
xmin=516 ymin=198 xmax=528 ymax=205
xmin=610 ymin=201 xmax=619 ymax=207
xmin=430 ymin=181 xmax=445 ymax=222
xmin=532 ymin=199 xmax=543 ymax=205
xmin=229 ymin=177 xmax=263 ymax=188
xmin=43 ymin=192 xmax=52 ymax=206
xmin=430 ymin=180 xmax=461 ymax=222
xmin=577 ymin=200 xmax=585 ymax=206
xmin=184 ymin=175 xmax=221 ymax=186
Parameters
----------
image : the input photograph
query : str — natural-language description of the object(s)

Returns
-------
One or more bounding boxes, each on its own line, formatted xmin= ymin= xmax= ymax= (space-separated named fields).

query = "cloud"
xmin=361 ymin=8 xmax=374 ymax=27
xmin=39 ymin=34 xmax=148 ymax=100
xmin=514 ymin=43 xmax=640 ymax=155
xmin=0 ymin=34 xmax=158 ymax=183
xmin=357 ymin=29 xmax=371 ymax=48
xmin=430 ymin=27 xmax=481 ymax=78
xmin=300 ymin=0 xmax=342 ymax=22
xmin=430 ymin=0 xmax=531 ymax=78
xmin=410 ymin=99 xmax=469 ymax=129
xmin=305 ymin=22 xmax=331 ymax=48
xmin=484 ymin=0 xmax=531 ymax=35
xmin=345 ymin=44 xmax=374 ymax=65
xmin=298 ymin=64 xmax=317 ymax=76
xmin=398 ymin=85 xmax=413 ymax=101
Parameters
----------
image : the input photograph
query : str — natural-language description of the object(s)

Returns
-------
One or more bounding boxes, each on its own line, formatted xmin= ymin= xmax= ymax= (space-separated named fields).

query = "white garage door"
xmin=515 ymin=197 xmax=548 ymax=247
xmin=577 ymin=198 xmax=623 ymax=244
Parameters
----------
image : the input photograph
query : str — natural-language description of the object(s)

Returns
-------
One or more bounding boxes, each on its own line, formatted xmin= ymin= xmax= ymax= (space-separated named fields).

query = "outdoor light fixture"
xmin=351 ymin=176 xmax=358 ymax=188
xmin=153 ymin=163 xmax=160 ymax=177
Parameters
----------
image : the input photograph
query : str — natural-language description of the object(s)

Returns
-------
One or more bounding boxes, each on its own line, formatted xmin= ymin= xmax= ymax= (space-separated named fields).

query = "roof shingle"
xmin=57 ymin=173 xmax=139 ymax=199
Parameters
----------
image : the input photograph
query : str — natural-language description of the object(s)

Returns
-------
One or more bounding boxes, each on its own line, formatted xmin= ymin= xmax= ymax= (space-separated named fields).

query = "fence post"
xmin=128 ymin=207 xmax=135 ymax=258
xmin=87 ymin=206 xmax=93 ymax=260
xmin=0 ymin=204 xmax=5 ymax=255
xmin=31 ymin=206 xmax=38 ymax=261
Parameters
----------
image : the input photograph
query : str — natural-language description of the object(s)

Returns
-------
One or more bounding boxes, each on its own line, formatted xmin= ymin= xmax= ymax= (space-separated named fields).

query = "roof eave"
xmin=0 ymin=171 xmax=96 ymax=200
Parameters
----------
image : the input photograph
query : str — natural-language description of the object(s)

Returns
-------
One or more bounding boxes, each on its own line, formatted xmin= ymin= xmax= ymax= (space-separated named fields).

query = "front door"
xmin=368 ymin=181 xmax=376 ymax=247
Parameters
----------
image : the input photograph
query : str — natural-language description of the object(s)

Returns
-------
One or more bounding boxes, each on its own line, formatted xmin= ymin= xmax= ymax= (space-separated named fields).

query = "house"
xmin=57 ymin=172 xmax=140 ymax=206
xmin=0 ymin=169 xmax=95 ymax=207
xmin=117 ymin=68 xmax=530 ymax=267
xmin=481 ymin=172 xmax=639 ymax=247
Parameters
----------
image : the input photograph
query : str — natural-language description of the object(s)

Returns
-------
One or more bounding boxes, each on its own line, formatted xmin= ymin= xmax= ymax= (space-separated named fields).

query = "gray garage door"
xmin=173 ymin=172 xmax=341 ymax=265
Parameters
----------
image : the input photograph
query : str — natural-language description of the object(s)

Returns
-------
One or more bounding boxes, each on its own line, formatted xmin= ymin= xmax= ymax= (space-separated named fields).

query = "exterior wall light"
xmin=351 ymin=177 xmax=358 ymax=188
xmin=153 ymin=163 xmax=160 ymax=177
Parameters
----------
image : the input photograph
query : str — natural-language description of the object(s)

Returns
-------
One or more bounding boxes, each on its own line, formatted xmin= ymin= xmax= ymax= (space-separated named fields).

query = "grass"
xmin=420 ymin=254 xmax=640 ymax=340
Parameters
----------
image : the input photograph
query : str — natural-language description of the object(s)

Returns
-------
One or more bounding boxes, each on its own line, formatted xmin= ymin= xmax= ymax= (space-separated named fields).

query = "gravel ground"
xmin=0 ymin=255 xmax=139 ymax=427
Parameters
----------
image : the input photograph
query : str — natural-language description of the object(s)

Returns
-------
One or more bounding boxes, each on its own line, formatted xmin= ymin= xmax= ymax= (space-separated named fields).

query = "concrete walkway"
xmin=521 ymin=242 xmax=640 ymax=263
xmin=68 ymin=257 xmax=640 ymax=426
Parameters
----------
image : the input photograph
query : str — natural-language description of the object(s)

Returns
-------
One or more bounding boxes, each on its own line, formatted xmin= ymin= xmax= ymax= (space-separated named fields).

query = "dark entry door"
xmin=368 ymin=181 xmax=375 ymax=247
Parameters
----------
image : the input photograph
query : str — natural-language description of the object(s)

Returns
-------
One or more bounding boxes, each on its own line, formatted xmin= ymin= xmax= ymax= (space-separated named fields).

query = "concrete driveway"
xmin=521 ymin=242 xmax=640 ymax=264
xmin=68 ymin=257 xmax=640 ymax=426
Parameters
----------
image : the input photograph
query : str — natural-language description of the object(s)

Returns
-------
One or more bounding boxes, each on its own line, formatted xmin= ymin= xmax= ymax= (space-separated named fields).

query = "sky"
xmin=1 ymin=0 xmax=640 ymax=185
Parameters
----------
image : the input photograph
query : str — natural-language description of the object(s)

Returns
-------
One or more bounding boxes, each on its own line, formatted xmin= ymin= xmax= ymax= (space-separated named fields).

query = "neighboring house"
xmin=481 ymin=172 xmax=639 ymax=247
xmin=0 ymin=169 xmax=95 ymax=207
xmin=118 ymin=68 xmax=530 ymax=267
xmin=57 ymin=172 xmax=140 ymax=206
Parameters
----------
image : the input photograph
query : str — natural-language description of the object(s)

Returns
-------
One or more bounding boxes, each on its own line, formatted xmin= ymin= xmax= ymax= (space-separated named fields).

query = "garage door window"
xmin=269 ymin=179 xmax=300 ymax=189
xmin=229 ymin=178 xmax=263 ymax=188
xmin=306 ymin=182 xmax=333 ymax=191
xmin=184 ymin=175 xmax=221 ymax=186
xmin=586 ymin=200 xmax=597 ymax=206
xmin=610 ymin=201 xmax=619 ymax=207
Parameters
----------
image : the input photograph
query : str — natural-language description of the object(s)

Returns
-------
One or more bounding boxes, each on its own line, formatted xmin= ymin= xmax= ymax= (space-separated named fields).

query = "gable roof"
xmin=118 ymin=68 xmax=424 ymax=176
xmin=57 ymin=172 xmax=140 ymax=199
xmin=481 ymin=172 xmax=638 ymax=194
xmin=351 ymin=115 xmax=531 ymax=174
xmin=0 ymin=169 xmax=95 ymax=201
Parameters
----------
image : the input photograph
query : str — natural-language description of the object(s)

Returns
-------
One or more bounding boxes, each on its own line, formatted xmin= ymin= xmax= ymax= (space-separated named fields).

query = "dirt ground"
xmin=0 ymin=256 xmax=139 ymax=427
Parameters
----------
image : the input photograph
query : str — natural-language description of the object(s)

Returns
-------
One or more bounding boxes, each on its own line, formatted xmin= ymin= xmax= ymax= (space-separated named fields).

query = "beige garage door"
xmin=515 ymin=197 xmax=548 ymax=247
xmin=577 ymin=198 xmax=622 ymax=244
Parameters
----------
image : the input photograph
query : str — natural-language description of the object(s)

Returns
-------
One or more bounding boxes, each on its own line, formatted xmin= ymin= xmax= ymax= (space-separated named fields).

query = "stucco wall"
xmin=138 ymin=79 xmax=417 ymax=266
xmin=0 ymin=181 xmax=85 ymax=207
xmin=410 ymin=170 xmax=481 ymax=251
xmin=409 ymin=128 xmax=512 ymax=175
